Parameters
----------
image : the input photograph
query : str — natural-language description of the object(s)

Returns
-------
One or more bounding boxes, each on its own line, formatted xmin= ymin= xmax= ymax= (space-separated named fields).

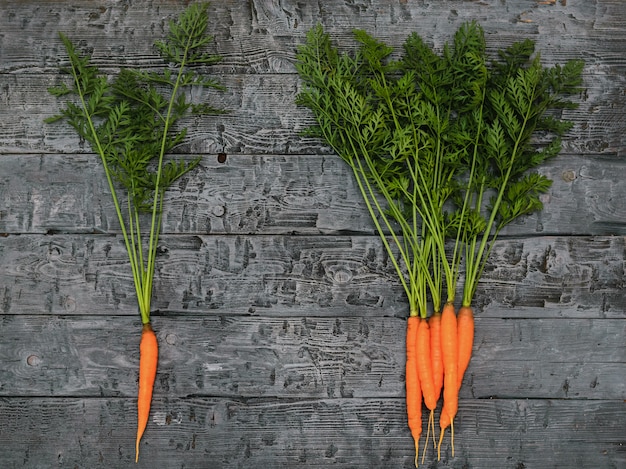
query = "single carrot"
xmin=429 ymin=312 xmax=443 ymax=402
xmin=416 ymin=318 xmax=437 ymax=462
xmin=405 ymin=315 xmax=422 ymax=467
xmin=456 ymin=305 xmax=475 ymax=391
xmin=135 ymin=322 xmax=159 ymax=463
xmin=440 ymin=303 xmax=459 ymax=420
xmin=417 ymin=319 xmax=437 ymax=409
xmin=438 ymin=302 xmax=458 ymax=459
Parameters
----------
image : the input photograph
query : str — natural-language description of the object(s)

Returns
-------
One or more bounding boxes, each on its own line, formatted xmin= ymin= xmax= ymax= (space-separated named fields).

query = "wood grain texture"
xmin=2 ymin=154 xmax=626 ymax=236
xmin=1 ymin=234 xmax=625 ymax=318
xmin=0 ymin=0 xmax=624 ymax=156
xmin=0 ymin=70 xmax=622 ymax=157
xmin=1 ymin=1 xmax=625 ymax=468
xmin=0 ymin=397 xmax=623 ymax=469
xmin=1 ymin=0 xmax=625 ymax=75
xmin=0 ymin=315 xmax=623 ymax=400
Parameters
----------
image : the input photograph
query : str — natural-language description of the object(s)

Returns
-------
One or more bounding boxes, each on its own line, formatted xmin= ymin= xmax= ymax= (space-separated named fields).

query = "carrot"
xmin=416 ymin=317 xmax=437 ymax=461
xmin=438 ymin=302 xmax=458 ymax=459
xmin=457 ymin=305 xmax=475 ymax=391
xmin=429 ymin=312 xmax=443 ymax=402
xmin=440 ymin=303 xmax=459 ymax=419
xmin=405 ymin=315 xmax=422 ymax=467
xmin=135 ymin=322 xmax=159 ymax=463
xmin=47 ymin=6 xmax=222 ymax=461
xmin=417 ymin=319 xmax=437 ymax=410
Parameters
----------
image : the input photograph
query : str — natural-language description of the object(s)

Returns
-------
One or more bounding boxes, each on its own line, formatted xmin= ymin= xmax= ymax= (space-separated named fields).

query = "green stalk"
xmin=351 ymin=118 xmax=435 ymax=315
xmin=48 ymin=4 xmax=224 ymax=325
xmin=402 ymin=148 xmax=450 ymax=301
xmin=371 ymin=61 xmax=443 ymax=314
xmin=346 ymin=126 xmax=420 ymax=311
xmin=127 ymin=193 xmax=144 ymax=298
xmin=351 ymin=160 xmax=417 ymax=310
xmin=142 ymin=190 xmax=165 ymax=322
xmin=63 ymin=46 xmax=146 ymax=312
xmin=307 ymin=98 xmax=413 ymax=304
xmin=308 ymin=81 xmax=425 ymax=313
xmin=141 ymin=14 xmax=198 ymax=324
xmin=462 ymin=82 xmax=536 ymax=306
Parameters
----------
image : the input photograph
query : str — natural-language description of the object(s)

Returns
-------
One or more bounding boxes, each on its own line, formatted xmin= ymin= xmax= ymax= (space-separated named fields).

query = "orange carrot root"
xmin=417 ymin=319 xmax=437 ymax=410
xmin=416 ymin=317 xmax=437 ymax=463
xmin=405 ymin=316 xmax=422 ymax=467
xmin=441 ymin=303 xmax=459 ymax=419
xmin=429 ymin=312 xmax=443 ymax=403
xmin=437 ymin=303 xmax=459 ymax=461
xmin=457 ymin=305 xmax=475 ymax=391
xmin=135 ymin=323 xmax=158 ymax=463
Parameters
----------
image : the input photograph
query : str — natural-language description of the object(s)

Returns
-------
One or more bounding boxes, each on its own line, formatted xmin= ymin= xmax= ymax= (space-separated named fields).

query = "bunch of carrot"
xmin=406 ymin=303 xmax=474 ymax=462
xmin=296 ymin=21 xmax=583 ymax=464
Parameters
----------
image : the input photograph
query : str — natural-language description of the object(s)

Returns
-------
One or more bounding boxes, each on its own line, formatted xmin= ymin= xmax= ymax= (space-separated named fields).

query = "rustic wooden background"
xmin=1 ymin=0 xmax=625 ymax=468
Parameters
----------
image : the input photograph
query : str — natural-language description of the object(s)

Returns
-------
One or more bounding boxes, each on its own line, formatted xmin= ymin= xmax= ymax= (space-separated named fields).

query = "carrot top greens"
xmin=46 ymin=3 xmax=225 ymax=324
xmin=296 ymin=22 xmax=583 ymax=317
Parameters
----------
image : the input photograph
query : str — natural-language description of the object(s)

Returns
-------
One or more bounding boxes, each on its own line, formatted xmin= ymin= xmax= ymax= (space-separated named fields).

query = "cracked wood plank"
xmin=0 ymin=315 xmax=623 ymax=400
xmin=2 ymin=154 xmax=626 ymax=236
xmin=0 ymin=1 xmax=624 ymax=156
xmin=0 ymin=397 xmax=623 ymax=468
xmin=0 ymin=234 xmax=625 ymax=318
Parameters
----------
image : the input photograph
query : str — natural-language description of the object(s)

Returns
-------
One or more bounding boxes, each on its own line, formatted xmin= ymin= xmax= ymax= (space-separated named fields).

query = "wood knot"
xmin=562 ymin=170 xmax=576 ymax=182
xmin=212 ymin=205 xmax=225 ymax=217
xmin=27 ymin=354 xmax=41 ymax=367
xmin=332 ymin=267 xmax=353 ymax=284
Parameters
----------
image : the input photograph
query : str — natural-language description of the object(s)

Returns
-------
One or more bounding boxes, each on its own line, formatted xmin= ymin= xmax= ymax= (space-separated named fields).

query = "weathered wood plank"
xmin=1 ymin=1 xmax=625 ymax=467
xmin=0 ymin=0 xmax=624 ymax=156
xmin=1 ymin=0 xmax=625 ymax=74
xmin=0 ymin=315 xmax=623 ymax=400
xmin=0 ymin=70 xmax=621 ymax=157
xmin=0 ymin=153 xmax=373 ymax=235
xmin=2 ymin=154 xmax=626 ymax=236
xmin=1 ymin=234 xmax=624 ymax=318
xmin=475 ymin=235 xmax=626 ymax=317
xmin=0 ymin=396 xmax=623 ymax=468
xmin=0 ymin=234 xmax=405 ymax=317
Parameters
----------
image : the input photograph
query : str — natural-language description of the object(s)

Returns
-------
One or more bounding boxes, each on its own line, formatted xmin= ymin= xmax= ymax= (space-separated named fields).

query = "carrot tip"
xmin=437 ymin=427 xmax=445 ymax=461
xmin=421 ymin=410 xmax=435 ymax=464
xmin=430 ymin=410 xmax=436 ymax=450
xmin=451 ymin=419 xmax=455 ymax=458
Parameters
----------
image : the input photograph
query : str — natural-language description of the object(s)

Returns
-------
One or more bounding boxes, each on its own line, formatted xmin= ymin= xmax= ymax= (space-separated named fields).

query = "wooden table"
xmin=0 ymin=1 xmax=624 ymax=467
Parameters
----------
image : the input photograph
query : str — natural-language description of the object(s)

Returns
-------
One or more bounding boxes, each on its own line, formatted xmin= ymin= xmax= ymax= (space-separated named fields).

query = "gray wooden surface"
xmin=1 ymin=1 xmax=624 ymax=468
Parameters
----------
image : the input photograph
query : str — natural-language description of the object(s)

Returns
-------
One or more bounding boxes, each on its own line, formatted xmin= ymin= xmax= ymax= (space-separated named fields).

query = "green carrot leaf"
xmin=46 ymin=3 xmax=225 ymax=323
